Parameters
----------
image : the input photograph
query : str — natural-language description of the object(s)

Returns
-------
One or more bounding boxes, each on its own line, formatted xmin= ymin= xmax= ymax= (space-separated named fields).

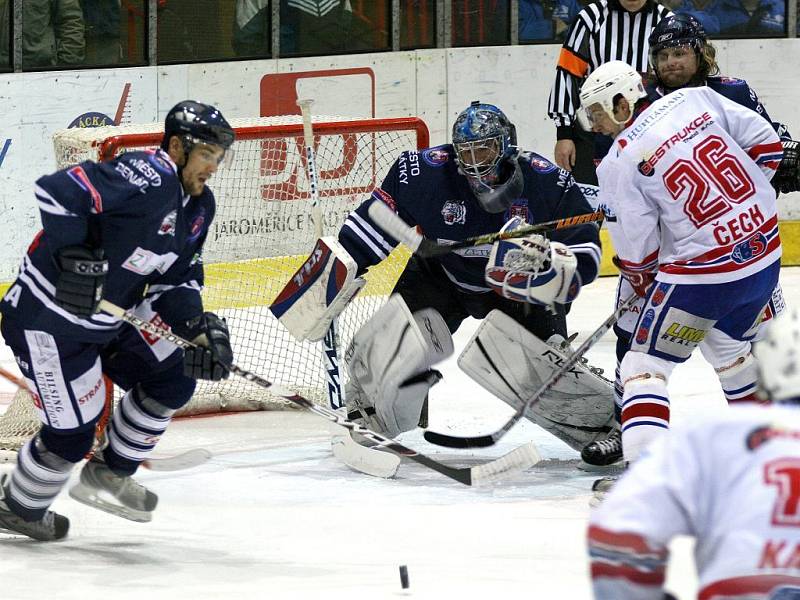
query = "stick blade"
xmin=423 ymin=429 xmax=496 ymax=448
xmin=142 ymin=448 xmax=212 ymax=471
xmin=469 ymin=442 xmax=541 ymax=485
xmin=330 ymin=425 xmax=401 ymax=478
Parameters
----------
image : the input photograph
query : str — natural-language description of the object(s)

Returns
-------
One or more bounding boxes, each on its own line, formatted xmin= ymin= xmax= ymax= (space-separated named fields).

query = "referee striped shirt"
xmin=548 ymin=0 xmax=672 ymax=132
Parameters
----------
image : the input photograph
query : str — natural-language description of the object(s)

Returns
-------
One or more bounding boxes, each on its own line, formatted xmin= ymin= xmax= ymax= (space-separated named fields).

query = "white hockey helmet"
xmin=577 ymin=61 xmax=646 ymax=130
xmin=754 ymin=308 xmax=800 ymax=404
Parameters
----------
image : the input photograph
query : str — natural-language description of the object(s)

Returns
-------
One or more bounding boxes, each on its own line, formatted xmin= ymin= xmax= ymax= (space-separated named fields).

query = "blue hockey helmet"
xmin=753 ymin=308 xmax=800 ymax=404
xmin=161 ymin=100 xmax=235 ymax=156
xmin=648 ymin=14 xmax=707 ymax=69
xmin=452 ymin=101 xmax=522 ymax=213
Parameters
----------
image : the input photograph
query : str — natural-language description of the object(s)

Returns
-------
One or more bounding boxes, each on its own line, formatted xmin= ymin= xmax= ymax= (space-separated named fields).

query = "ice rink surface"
xmin=1 ymin=269 xmax=797 ymax=600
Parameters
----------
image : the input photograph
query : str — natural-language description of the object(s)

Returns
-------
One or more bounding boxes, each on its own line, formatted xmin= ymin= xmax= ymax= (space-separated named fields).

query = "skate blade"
xmin=577 ymin=460 xmax=625 ymax=473
xmin=68 ymin=483 xmax=152 ymax=523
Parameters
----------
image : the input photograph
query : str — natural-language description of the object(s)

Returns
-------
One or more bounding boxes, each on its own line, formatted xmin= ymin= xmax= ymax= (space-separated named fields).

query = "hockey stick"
xmin=0 ymin=367 xmax=210 ymax=471
xmin=424 ymin=293 xmax=640 ymax=449
xmin=97 ymin=300 xmax=540 ymax=485
xmin=298 ymin=98 xmax=345 ymax=411
xmin=368 ymin=200 xmax=604 ymax=258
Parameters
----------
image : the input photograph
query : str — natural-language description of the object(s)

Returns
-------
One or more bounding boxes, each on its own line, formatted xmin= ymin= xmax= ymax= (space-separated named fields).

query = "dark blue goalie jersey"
xmin=0 ymin=149 xmax=214 ymax=343
xmin=647 ymin=77 xmax=792 ymax=140
xmin=338 ymin=145 xmax=602 ymax=294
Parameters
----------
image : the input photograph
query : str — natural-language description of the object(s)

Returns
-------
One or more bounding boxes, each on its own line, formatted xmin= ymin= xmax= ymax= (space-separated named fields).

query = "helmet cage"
xmin=452 ymin=102 xmax=517 ymax=185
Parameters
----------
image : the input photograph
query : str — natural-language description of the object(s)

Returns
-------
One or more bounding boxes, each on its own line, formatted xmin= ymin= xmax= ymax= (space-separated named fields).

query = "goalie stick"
xmin=368 ymin=200 xmax=604 ymax=258
xmin=0 ymin=367 xmax=210 ymax=471
xmin=97 ymin=300 xmax=541 ymax=485
xmin=424 ymin=293 xmax=639 ymax=449
xmin=297 ymin=98 xmax=345 ymax=411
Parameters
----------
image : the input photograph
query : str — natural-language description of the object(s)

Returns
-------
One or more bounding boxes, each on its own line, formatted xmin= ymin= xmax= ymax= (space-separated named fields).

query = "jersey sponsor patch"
xmin=505 ymin=201 xmax=529 ymax=222
xmin=635 ymin=308 xmax=656 ymax=346
xmin=188 ymin=207 xmax=206 ymax=243
xmin=638 ymin=159 xmax=655 ymax=177
xmin=441 ymin=200 xmax=466 ymax=225
xmin=371 ymin=187 xmax=396 ymax=212
xmin=122 ymin=247 xmax=179 ymax=275
xmin=731 ymin=232 xmax=768 ymax=264
xmin=421 ymin=147 xmax=450 ymax=167
xmin=528 ymin=156 xmax=557 ymax=173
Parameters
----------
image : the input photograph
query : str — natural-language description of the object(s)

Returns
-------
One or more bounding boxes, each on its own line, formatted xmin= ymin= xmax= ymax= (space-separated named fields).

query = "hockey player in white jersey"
xmin=588 ymin=308 xmax=800 ymax=600
xmin=578 ymin=61 xmax=782 ymax=486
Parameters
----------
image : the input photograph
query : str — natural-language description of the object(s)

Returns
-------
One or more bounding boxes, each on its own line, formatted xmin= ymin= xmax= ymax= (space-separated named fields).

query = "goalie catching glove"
xmin=772 ymin=139 xmax=800 ymax=194
xmin=270 ymin=237 xmax=366 ymax=342
xmin=485 ymin=217 xmax=580 ymax=307
xmin=172 ymin=312 xmax=233 ymax=381
xmin=345 ymin=295 xmax=454 ymax=438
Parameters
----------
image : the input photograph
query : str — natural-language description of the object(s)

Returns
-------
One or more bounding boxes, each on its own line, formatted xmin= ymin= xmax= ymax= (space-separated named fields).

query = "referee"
xmin=548 ymin=0 xmax=672 ymax=185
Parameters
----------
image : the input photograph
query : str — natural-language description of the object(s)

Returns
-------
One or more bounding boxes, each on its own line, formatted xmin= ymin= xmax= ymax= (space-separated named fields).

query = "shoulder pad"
xmin=419 ymin=144 xmax=453 ymax=168
xmin=521 ymin=151 xmax=558 ymax=173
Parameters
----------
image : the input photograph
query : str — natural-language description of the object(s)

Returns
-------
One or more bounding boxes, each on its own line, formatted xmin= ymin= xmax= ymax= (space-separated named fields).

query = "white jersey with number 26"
xmin=588 ymin=404 xmax=800 ymax=600
xmin=597 ymin=86 xmax=783 ymax=285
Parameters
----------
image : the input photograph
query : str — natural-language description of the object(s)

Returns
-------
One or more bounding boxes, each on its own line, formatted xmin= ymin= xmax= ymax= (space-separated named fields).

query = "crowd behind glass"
xmin=0 ymin=0 xmax=793 ymax=71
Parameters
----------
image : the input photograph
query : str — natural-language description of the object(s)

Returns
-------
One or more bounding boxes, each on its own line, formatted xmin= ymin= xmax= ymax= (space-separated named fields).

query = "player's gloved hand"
xmin=486 ymin=217 xmax=579 ymax=307
xmin=772 ymin=139 xmax=800 ymax=194
xmin=173 ymin=312 xmax=233 ymax=381
xmin=54 ymin=245 xmax=108 ymax=317
xmin=612 ymin=255 xmax=655 ymax=298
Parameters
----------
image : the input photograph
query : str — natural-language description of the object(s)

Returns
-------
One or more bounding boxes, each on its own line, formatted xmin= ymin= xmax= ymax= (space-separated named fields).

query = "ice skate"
xmin=0 ymin=474 xmax=69 ymax=541
xmin=69 ymin=456 xmax=158 ymax=523
xmin=580 ymin=428 xmax=623 ymax=470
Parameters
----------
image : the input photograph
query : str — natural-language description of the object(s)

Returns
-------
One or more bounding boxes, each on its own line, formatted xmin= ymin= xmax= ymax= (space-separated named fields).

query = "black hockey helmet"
xmin=160 ymin=100 xmax=235 ymax=154
xmin=648 ymin=14 xmax=707 ymax=69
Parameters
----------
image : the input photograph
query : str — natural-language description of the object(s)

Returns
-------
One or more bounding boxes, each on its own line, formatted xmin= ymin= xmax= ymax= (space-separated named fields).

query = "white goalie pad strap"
xmin=486 ymin=234 xmax=579 ymax=307
xmin=458 ymin=309 xmax=614 ymax=450
xmin=270 ymin=237 xmax=365 ymax=342
xmin=345 ymin=295 xmax=454 ymax=438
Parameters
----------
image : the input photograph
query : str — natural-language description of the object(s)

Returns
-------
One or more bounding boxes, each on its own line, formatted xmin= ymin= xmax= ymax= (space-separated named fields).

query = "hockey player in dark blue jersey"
xmin=0 ymin=101 xmax=235 ymax=540
xmin=272 ymin=102 xmax=613 ymax=459
xmin=581 ymin=14 xmax=796 ymax=470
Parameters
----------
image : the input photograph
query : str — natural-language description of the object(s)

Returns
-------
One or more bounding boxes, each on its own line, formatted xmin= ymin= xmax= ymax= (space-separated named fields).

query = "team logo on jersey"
xmin=635 ymin=308 xmax=656 ymax=345
xmin=441 ymin=200 xmax=466 ymax=225
xmin=188 ymin=208 xmax=206 ymax=242
xmin=637 ymin=159 xmax=655 ymax=177
xmin=421 ymin=147 xmax=450 ymax=167
xmin=731 ymin=232 xmax=768 ymax=264
xmin=528 ymin=156 xmax=556 ymax=173
xmin=506 ymin=201 xmax=529 ymax=222
xmin=158 ymin=210 xmax=177 ymax=236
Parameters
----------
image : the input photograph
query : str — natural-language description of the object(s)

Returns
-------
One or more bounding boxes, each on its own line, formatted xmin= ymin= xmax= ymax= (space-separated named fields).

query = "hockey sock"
xmin=620 ymin=376 xmax=670 ymax=463
xmin=6 ymin=434 xmax=74 ymax=521
xmin=104 ymin=385 xmax=176 ymax=476
xmin=717 ymin=353 xmax=762 ymax=404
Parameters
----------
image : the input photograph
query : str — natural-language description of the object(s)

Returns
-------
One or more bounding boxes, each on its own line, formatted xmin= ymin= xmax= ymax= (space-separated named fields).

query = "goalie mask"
xmin=161 ymin=100 xmax=236 ymax=165
xmin=577 ymin=61 xmax=646 ymax=131
xmin=754 ymin=308 xmax=800 ymax=404
xmin=452 ymin=101 xmax=523 ymax=213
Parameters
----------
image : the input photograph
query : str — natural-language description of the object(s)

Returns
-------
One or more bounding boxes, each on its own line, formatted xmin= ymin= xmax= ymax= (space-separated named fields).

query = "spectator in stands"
xmin=519 ymin=0 xmax=584 ymax=42
xmin=713 ymin=0 xmax=784 ymax=35
xmin=0 ymin=0 xmax=85 ymax=68
xmin=659 ymin=0 xmax=721 ymax=34
xmin=234 ymin=0 xmax=270 ymax=57
xmin=81 ymin=0 xmax=121 ymax=65
xmin=281 ymin=0 xmax=375 ymax=55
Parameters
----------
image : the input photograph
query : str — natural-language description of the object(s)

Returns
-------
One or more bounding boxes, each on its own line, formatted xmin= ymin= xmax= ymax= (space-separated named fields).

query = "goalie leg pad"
xmin=345 ymin=295 xmax=454 ymax=437
xmin=458 ymin=309 xmax=615 ymax=451
xmin=270 ymin=237 xmax=366 ymax=342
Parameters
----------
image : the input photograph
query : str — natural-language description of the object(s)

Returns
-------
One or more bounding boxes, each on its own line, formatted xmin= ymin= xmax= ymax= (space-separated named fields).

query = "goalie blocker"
xmin=270 ymin=237 xmax=366 ymax=342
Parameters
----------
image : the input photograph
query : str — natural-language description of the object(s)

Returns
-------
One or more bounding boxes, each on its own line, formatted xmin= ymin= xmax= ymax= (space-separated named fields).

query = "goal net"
xmin=0 ymin=114 xmax=428 ymax=456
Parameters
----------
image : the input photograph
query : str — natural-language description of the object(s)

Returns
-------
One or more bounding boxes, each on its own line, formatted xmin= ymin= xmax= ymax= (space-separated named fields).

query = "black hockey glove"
xmin=772 ymin=140 xmax=800 ymax=194
xmin=174 ymin=312 xmax=233 ymax=381
xmin=54 ymin=245 xmax=108 ymax=317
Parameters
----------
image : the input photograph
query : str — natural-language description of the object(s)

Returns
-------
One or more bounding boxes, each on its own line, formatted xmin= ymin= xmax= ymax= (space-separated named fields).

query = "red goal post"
xmin=0 ymin=114 xmax=429 ymax=456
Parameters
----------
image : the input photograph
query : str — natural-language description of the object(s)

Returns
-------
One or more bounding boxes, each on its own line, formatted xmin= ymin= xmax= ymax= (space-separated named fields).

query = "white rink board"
xmin=2 ymin=268 xmax=798 ymax=599
xmin=1 ymin=40 xmax=800 ymax=279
